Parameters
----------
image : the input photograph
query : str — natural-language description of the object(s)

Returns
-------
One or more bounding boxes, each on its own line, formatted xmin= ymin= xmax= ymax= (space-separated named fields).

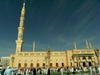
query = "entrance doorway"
xmin=62 ymin=63 xmax=64 ymax=67
xmin=70 ymin=62 xmax=72 ymax=66
xmin=18 ymin=63 xmax=21 ymax=68
xmin=89 ymin=62 xmax=91 ymax=66
xmin=43 ymin=63 xmax=45 ymax=67
xmin=37 ymin=63 xmax=39 ymax=67
xmin=83 ymin=62 xmax=85 ymax=67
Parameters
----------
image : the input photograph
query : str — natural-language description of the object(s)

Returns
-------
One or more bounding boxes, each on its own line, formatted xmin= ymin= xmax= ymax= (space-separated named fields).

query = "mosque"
xmin=9 ymin=1 xmax=100 ymax=68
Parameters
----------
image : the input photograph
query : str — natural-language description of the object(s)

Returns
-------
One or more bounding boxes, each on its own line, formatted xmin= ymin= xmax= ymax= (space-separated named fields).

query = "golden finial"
xmin=24 ymin=0 xmax=25 ymax=3
xmin=74 ymin=42 xmax=77 ymax=49
xmin=89 ymin=42 xmax=92 ymax=49
xmin=86 ymin=39 xmax=89 ymax=49
xmin=33 ymin=41 xmax=35 ymax=52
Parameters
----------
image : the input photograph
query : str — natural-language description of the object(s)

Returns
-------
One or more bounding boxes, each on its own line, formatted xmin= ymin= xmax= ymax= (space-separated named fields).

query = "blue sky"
xmin=0 ymin=0 xmax=100 ymax=58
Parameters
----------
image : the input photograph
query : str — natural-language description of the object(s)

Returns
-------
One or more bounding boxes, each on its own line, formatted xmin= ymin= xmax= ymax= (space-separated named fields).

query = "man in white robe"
xmin=4 ymin=66 xmax=18 ymax=75
xmin=60 ymin=67 xmax=63 ymax=75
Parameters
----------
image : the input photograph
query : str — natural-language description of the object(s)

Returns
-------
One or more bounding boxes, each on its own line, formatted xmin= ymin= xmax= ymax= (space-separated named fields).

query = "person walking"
xmin=48 ymin=68 xmax=50 ymax=75
xmin=23 ymin=68 xmax=26 ymax=75
xmin=33 ymin=68 xmax=36 ymax=75
xmin=44 ymin=67 xmax=47 ymax=75
xmin=3 ymin=68 xmax=6 ymax=75
xmin=93 ymin=67 xmax=96 ymax=75
xmin=0 ymin=67 xmax=3 ymax=75
xmin=17 ymin=68 xmax=21 ymax=75
xmin=26 ymin=69 xmax=29 ymax=75
xmin=39 ymin=68 xmax=42 ymax=75
xmin=71 ymin=67 xmax=74 ymax=74
xmin=4 ymin=66 xmax=18 ymax=75
xmin=60 ymin=67 xmax=63 ymax=75
xmin=66 ymin=67 xmax=70 ymax=75
xmin=73 ymin=67 xmax=76 ymax=75
xmin=98 ymin=66 xmax=100 ymax=75
xmin=90 ymin=67 xmax=92 ymax=75
xmin=58 ymin=68 xmax=60 ymax=75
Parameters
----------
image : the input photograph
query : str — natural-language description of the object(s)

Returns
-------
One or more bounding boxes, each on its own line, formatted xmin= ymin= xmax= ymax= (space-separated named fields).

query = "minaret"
xmin=89 ymin=42 xmax=92 ymax=50
xmin=15 ymin=1 xmax=25 ymax=53
xmin=86 ymin=39 xmax=89 ymax=49
xmin=74 ymin=42 xmax=77 ymax=49
xmin=33 ymin=41 xmax=35 ymax=52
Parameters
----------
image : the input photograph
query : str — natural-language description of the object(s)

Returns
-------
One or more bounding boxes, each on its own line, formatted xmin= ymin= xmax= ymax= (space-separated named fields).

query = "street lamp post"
xmin=12 ymin=57 xmax=14 ymax=68
xmin=94 ymin=47 xmax=99 ymax=66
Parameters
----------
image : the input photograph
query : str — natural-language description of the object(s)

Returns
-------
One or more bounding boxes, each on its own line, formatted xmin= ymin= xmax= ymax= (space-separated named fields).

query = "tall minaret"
xmin=74 ymin=42 xmax=77 ymax=49
xmin=15 ymin=1 xmax=25 ymax=53
xmin=33 ymin=41 xmax=35 ymax=52
xmin=86 ymin=39 xmax=89 ymax=49
xmin=89 ymin=42 xmax=92 ymax=50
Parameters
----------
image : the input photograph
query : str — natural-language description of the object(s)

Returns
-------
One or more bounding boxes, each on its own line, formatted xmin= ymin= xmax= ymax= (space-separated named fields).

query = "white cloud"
xmin=24 ymin=44 xmax=32 ymax=48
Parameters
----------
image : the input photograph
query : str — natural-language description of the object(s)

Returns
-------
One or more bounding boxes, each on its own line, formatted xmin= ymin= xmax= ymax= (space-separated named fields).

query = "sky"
xmin=0 ymin=0 xmax=100 ymax=58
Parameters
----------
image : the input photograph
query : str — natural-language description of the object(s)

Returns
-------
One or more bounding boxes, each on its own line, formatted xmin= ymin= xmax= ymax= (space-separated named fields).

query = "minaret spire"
xmin=33 ymin=41 xmax=35 ymax=52
xmin=74 ymin=42 xmax=77 ymax=49
xmin=86 ymin=39 xmax=89 ymax=49
xmin=15 ymin=1 xmax=26 ymax=53
xmin=89 ymin=42 xmax=92 ymax=50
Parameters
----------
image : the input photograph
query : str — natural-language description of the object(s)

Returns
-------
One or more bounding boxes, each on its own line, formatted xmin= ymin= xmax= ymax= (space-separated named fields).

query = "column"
xmin=48 ymin=57 xmax=50 ymax=68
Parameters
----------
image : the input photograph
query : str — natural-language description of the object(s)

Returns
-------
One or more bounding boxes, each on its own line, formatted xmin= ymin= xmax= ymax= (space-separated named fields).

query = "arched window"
xmin=37 ymin=60 xmax=39 ymax=63
xmin=31 ymin=60 xmax=33 ymax=63
xmin=56 ymin=59 xmax=58 ymax=63
xmin=25 ymin=60 xmax=27 ymax=63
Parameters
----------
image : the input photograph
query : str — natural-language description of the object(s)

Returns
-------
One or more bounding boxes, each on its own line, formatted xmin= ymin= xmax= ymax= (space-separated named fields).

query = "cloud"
xmin=0 ymin=40 xmax=15 ymax=46
xmin=28 ymin=0 xmax=34 ymax=11
xmin=67 ymin=42 xmax=73 ymax=46
xmin=57 ymin=35 xmax=65 ymax=43
xmin=23 ymin=44 xmax=32 ymax=48
xmin=69 ymin=1 xmax=97 ymax=31
xmin=30 ymin=8 xmax=35 ymax=19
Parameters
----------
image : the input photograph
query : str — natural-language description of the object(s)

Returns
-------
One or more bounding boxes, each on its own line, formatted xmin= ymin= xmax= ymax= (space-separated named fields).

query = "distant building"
xmin=9 ymin=1 xmax=99 ymax=68
xmin=1 ymin=57 xmax=10 ymax=68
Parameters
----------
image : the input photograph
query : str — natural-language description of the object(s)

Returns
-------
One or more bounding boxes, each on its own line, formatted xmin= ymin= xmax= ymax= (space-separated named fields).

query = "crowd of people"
xmin=0 ymin=66 xmax=100 ymax=75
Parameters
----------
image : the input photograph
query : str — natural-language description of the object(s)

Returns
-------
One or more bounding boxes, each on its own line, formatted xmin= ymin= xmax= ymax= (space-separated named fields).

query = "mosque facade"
xmin=9 ymin=2 xmax=100 ymax=68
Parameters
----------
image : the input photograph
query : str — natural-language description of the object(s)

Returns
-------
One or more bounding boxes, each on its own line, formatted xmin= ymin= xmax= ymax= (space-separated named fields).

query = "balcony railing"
xmin=86 ymin=59 xmax=91 ymax=62
xmin=92 ymin=59 xmax=95 ymax=61
xmin=80 ymin=59 xmax=86 ymax=62
xmin=17 ymin=53 xmax=46 ymax=56
xmin=73 ymin=50 xmax=94 ymax=54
